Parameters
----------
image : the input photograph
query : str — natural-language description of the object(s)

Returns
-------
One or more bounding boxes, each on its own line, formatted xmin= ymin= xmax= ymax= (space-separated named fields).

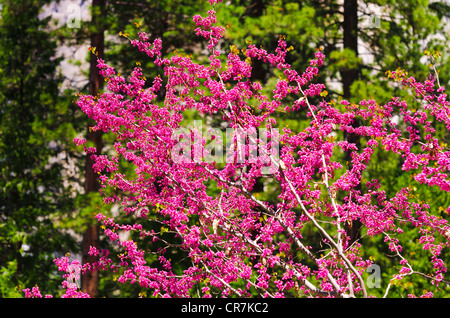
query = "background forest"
xmin=1 ymin=0 xmax=450 ymax=298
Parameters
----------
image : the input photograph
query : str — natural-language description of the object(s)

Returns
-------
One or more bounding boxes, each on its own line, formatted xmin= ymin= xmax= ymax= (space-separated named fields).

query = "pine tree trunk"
xmin=342 ymin=0 xmax=362 ymax=245
xmin=342 ymin=0 xmax=358 ymax=99
xmin=81 ymin=0 xmax=105 ymax=298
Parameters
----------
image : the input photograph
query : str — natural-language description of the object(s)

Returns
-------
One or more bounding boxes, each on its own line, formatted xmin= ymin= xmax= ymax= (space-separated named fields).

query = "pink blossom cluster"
xmin=23 ymin=286 xmax=52 ymax=298
xmin=26 ymin=2 xmax=450 ymax=298
xmin=24 ymin=256 xmax=90 ymax=298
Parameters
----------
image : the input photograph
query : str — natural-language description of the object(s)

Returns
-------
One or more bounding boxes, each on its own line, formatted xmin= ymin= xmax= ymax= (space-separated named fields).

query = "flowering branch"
xmin=25 ymin=0 xmax=450 ymax=298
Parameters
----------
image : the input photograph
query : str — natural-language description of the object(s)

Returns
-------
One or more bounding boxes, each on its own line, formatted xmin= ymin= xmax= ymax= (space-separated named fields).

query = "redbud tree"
xmin=25 ymin=0 xmax=450 ymax=298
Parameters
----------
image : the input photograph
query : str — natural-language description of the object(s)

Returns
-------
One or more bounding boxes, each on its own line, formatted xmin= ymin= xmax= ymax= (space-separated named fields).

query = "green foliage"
xmin=104 ymin=0 xmax=208 ymax=82
xmin=0 ymin=0 xmax=79 ymax=296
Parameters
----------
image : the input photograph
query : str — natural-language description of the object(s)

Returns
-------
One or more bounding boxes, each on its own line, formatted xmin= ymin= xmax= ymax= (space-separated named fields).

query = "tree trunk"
xmin=342 ymin=0 xmax=362 ymax=245
xmin=81 ymin=0 xmax=105 ymax=298
xmin=342 ymin=0 xmax=358 ymax=99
